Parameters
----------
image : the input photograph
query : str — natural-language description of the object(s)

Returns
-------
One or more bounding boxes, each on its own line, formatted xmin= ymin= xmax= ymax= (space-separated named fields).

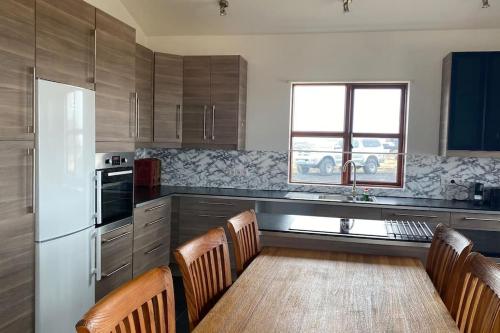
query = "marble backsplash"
xmin=136 ymin=148 xmax=500 ymax=200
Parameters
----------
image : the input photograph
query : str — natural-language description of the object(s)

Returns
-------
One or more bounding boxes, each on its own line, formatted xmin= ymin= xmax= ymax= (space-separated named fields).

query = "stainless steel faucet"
xmin=342 ymin=160 xmax=357 ymax=198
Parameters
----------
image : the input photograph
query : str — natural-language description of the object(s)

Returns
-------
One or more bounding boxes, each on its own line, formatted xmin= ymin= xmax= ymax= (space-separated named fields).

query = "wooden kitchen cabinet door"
xmin=135 ymin=44 xmax=154 ymax=144
xmin=36 ymin=0 xmax=95 ymax=90
xmin=95 ymin=9 xmax=136 ymax=145
xmin=182 ymin=56 xmax=211 ymax=146
xmin=0 ymin=141 xmax=35 ymax=333
xmin=0 ymin=0 xmax=35 ymax=141
xmin=154 ymin=52 xmax=183 ymax=146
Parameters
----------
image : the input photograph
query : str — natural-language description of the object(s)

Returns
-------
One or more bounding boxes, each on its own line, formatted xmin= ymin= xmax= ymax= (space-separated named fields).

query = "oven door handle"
xmin=95 ymin=170 xmax=102 ymax=225
xmin=107 ymin=170 xmax=133 ymax=177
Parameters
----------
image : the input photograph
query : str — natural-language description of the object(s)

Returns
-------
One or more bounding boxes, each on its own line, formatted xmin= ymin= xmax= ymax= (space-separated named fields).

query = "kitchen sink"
xmin=285 ymin=192 xmax=377 ymax=203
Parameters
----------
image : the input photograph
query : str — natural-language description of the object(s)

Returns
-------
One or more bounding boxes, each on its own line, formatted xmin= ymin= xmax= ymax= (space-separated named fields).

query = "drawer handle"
xmin=102 ymin=262 xmax=131 ymax=279
xmin=145 ymin=217 xmax=168 ymax=227
xmin=198 ymin=214 xmax=211 ymax=217
xmin=393 ymin=213 xmax=439 ymax=219
xmin=145 ymin=244 xmax=163 ymax=255
xmin=215 ymin=215 xmax=229 ymax=219
xmin=463 ymin=217 xmax=500 ymax=222
xmin=197 ymin=214 xmax=229 ymax=219
xmin=198 ymin=201 xmax=234 ymax=206
xmin=145 ymin=203 xmax=167 ymax=212
xmin=102 ymin=231 xmax=131 ymax=244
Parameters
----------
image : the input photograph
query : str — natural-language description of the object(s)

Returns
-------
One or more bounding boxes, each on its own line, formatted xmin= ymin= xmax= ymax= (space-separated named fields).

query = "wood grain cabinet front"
xmin=35 ymin=0 xmax=95 ymax=90
xmin=0 ymin=0 xmax=35 ymax=141
xmin=135 ymin=44 xmax=154 ymax=144
xmin=450 ymin=212 xmax=500 ymax=231
xmin=182 ymin=56 xmax=247 ymax=150
xmin=96 ymin=224 xmax=133 ymax=300
xmin=154 ymin=52 xmax=183 ymax=146
xmin=95 ymin=9 xmax=136 ymax=151
xmin=176 ymin=197 xmax=255 ymax=275
xmin=0 ymin=141 xmax=35 ymax=333
xmin=133 ymin=198 xmax=172 ymax=277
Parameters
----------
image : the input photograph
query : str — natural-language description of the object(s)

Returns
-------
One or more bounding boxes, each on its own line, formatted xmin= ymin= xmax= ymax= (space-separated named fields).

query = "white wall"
xmin=83 ymin=0 xmax=148 ymax=47
xmin=149 ymin=29 xmax=500 ymax=154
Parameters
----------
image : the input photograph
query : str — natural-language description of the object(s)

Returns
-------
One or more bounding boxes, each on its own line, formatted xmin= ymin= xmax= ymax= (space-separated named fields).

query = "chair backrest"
xmin=174 ymin=227 xmax=232 ymax=331
xmin=227 ymin=209 xmax=261 ymax=275
xmin=426 ymin=224 xmax=472 ymax=309
xmin=76 ymin=266 xmax=176 ymax=333
xmin=452 ymin=252 xmax=500 ymax=333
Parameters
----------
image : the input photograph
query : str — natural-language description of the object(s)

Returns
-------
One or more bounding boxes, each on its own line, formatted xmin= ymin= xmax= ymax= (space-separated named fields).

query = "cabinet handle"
xmin=198 ymin=214 xmax=211 ymax=217
xmin=211 ymin=105 xmax=216 ymax=140
xmin=101 ymin=231 xmax=131 ymax=244
xmin=93 ymin=29 xmax=97 ymax=86
xmin=145 ymin=203 xmax=168 ymax=212
xmin=203 ymin=105 xmax=207 ymax=140
xmin=198 ymin=201 xmax=234 ymax=206
xmin=102 ymin=262 xmax=130 ymax=279
xmin=215 ymin=215 xmax=229 ymax=219
xmin=28 ymin=67 xmax=36 ymax=134
xmin=28 ymin=148 xmax=35 ymax=213
xmin=145 ymin=217 xmax=168 ymax=227
xmin=136 ymin=92 xmax=140 ymax=138
xmin=176 ymin=105 xmax=181 ymax=139
xmin=145 ymin=244 xmax=163 ymax=255
xmin=463 ymin=217 xmax=500 ymax=222
xmin=393 ymin=213 xmax=439 ymax=219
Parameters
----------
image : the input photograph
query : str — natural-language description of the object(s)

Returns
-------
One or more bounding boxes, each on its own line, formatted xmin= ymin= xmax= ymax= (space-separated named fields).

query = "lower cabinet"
xmin=133 ymin=198 xmax=171 ymax=278
xmin=96 ymin=223 xmax=133 ymax=301
xmin=176 ymin=196 xmax=255 ymax=274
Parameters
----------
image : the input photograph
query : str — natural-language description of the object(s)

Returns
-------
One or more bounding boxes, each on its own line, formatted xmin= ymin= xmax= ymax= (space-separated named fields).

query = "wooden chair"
xmin=227 ymin=209 xmax=261 ymax=275
xmin=75 ymin=266 xmax=176 ymax=333
xmin=174 ymin=227 xmax=232 ymax=331
xmin=451 ymin=252 xmax=500 ymax=332
xmin=426 ymin=224 xmax=472 ymax=310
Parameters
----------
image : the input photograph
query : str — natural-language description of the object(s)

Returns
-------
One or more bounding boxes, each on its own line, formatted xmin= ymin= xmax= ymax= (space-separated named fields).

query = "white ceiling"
xmin=120 ymin=0 xmax=500 ymax=36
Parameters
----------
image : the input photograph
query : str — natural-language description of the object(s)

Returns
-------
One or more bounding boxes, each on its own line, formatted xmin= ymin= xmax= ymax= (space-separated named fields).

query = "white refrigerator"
xmin=35 ymin=79 xmax=96 ymax=333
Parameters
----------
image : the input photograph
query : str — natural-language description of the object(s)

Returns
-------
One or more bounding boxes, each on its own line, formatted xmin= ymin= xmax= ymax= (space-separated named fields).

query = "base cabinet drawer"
xmin=96 ymin=224 xmax=133 ymax=300
xmin=96 ymin=261 xmax=133 ymax=300
xmin=133 ymin=198 xmax=172 ymax=277
xmin=133 ymin=240 xmax=170 ymax=277
xmin=451 ymin=212 xmax=500 ymax=231
xmin=179 ymin=197 xmax=255 ymax=215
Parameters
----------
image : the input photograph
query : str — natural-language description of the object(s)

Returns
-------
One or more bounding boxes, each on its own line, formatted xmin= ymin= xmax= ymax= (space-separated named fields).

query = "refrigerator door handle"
xmin=93 ymin=228 xmax=102 ymax=281
xmin=95 ymin=171 xmax=102 ymax=225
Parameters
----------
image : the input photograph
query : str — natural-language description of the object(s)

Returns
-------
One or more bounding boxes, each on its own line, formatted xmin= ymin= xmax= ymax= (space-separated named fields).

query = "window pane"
xmin=349 ymin=138 xmax=400 ymax=184
xmin=352 ymin=88 xmax=403 ymax=134
xmin=292 ymin=85 xmax=346 ymax=132
xmin=290 ymin=137 xmax=343 ymax=184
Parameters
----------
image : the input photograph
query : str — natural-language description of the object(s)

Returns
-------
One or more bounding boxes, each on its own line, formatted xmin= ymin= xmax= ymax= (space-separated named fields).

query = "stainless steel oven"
xmin=95 ymin=152 xmax=135 ymax=232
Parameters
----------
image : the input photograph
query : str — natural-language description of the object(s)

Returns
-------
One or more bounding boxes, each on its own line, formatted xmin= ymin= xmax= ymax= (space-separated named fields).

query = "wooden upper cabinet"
xmin=183 ymin=56 xmax=211 ymax=146
xmin=0 ymin=0 xmax=35 ymax=141
xmin=154 ymin=52 xmax=183 ymax=146
xmin=35 ymin=0 xmax=95 ymax=90
xmin=135 ymin=44 xmax=153 ymax=144
xmin=95 ymin=9 xmax=136 ymax=144
xmin=440 ymin=52 xmax=500 ymax=156
xmin=0 ymin=141 xmax=35 ymax=332
xmin=182 ymin=55 xmax=247 ymax=150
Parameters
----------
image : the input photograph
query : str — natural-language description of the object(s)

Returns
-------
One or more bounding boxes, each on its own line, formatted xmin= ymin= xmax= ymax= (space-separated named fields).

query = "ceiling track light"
xmin=219 ymin=0 xmax=229 ymax=16
xmin=343 ymin=0 xmax=352 ymax=13
xmin=482 ymin=0 xmax=490 ymax=8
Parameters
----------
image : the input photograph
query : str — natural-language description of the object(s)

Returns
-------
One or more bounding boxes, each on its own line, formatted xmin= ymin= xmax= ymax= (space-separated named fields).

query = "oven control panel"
xmin=96 ymin=152 xmax=134 ymax=170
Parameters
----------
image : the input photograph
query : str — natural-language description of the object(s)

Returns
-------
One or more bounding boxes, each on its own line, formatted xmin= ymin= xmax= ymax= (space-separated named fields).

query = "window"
xmin=289 ymin=83 xmax=408 ymax=188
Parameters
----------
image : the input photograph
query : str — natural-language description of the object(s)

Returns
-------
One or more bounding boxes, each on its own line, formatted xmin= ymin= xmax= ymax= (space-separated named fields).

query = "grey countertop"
xmin=134 ymin=185 xmax=500 ymax=213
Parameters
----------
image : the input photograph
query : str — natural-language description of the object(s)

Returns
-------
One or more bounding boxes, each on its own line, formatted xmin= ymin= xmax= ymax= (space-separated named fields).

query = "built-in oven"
xmin=95 ymin=152 xmax=135 ymax=231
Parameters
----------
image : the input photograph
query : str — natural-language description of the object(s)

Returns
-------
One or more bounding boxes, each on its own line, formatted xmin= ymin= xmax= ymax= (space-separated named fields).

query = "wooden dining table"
xmin=193 ymin=247 xmax=459 ymax=333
